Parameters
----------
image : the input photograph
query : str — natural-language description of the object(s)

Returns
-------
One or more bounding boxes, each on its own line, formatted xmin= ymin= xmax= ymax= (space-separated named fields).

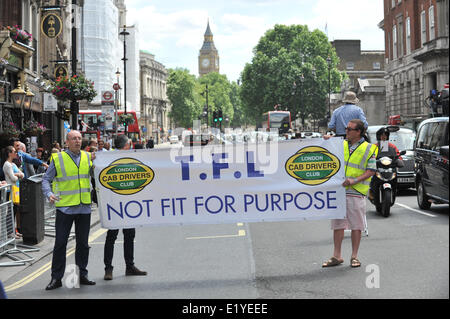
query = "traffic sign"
xmin=113 ymin=83 xmax=120 ymax=91
xmin=102 ymin=90 xmax=114 ymax=105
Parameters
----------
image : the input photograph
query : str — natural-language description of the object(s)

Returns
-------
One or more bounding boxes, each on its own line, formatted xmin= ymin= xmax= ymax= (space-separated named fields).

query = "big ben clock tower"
xmin=199 ymin=20 xmax=219 ymax=77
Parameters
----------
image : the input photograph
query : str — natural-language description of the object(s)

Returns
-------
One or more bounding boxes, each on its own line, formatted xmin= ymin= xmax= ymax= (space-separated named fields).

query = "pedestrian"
xmin=11 ymin=138 xmax=48 ymax=179
xmin=322 ymin=119 xmax=377 ymax=268
xmin=97 ymin=139 xmax=107 ymax=152
xmin=103 ymin=134 xmax=147 ymax=280
xmin=2 ymin=146 xmax=24 ymax=238
xmin=34 ymin=147 xmax=46 ymax=174
xmin=42 ymin=130 xmax=96 ymax=290
xmin=146 ymin=137 xmax=154 ymax=149
xmin=328 ymin=91 xmax=368 ymax=138
xmin=18 ymin=142 xmax=36 ymax=177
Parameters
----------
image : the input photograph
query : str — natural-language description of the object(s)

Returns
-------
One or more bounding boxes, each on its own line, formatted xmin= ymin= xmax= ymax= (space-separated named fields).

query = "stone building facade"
xmin=331 ymin=40 xmax=386 ymax=125
xmin=139 ymin=50 xmax=171 ymax=143
xmin=379 ymin=0 xmax=449 ymax=128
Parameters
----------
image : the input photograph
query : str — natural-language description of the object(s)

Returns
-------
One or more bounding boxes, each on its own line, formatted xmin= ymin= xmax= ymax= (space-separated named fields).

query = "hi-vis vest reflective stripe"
xmin=344 ymin=140 xmax=378 ymax=196
xmin=52 ymin=151 xmax=92 ymax=207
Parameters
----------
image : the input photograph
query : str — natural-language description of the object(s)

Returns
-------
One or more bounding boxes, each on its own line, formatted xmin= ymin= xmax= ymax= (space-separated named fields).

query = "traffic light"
xmin=218 ymin=110 xmax=223 ymax=122
xmin=213 ymin=111 xmax=218 ymax=123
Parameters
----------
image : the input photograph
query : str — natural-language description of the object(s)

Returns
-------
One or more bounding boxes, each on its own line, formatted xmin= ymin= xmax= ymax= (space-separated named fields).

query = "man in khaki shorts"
xmin=322 ymin=119 xmax=378 ymax=268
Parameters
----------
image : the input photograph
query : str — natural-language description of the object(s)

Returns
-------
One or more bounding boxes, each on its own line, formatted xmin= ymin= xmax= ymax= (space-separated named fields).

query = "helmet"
xmin=376 ymin=127 xmax=390 ymax=141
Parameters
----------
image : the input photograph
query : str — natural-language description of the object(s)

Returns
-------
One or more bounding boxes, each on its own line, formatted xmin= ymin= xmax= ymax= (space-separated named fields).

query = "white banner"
xmin=94 ymin=138 xmax=346 ymax=229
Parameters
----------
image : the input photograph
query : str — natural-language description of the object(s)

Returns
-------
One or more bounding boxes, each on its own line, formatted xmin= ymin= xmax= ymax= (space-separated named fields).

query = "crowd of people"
xmin=0 ymin=90 xmax=401 ymax=291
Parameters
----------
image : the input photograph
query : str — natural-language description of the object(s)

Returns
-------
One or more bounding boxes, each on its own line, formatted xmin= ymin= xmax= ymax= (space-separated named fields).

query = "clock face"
xmin=202 ymin=58 xmax=210 ymax=67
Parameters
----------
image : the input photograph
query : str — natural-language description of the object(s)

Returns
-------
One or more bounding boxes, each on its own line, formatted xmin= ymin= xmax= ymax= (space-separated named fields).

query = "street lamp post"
xmin=11 ymin=82 xmax=26 ymax=129
xmin=201 ymin=84 xmax=209 ymax=130
xmin=326 ymin=56 xmax=332 ymax=121
xmin=71 ymin=0 xmax=79 ymax=131
xmin=120 ymin=26 xmax=129 ymax=133
xmin=114 ymin=68 xmax=120 ymax=139
xmin=292 ymin=74 xmax=304 ymax=131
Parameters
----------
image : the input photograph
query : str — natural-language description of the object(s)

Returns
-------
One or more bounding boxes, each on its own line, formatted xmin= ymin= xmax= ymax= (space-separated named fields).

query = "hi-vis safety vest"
xmin=52 ymin=151 xmax=92 ymax=207
xmin=343 ymin=140 xmax=378 ymax=196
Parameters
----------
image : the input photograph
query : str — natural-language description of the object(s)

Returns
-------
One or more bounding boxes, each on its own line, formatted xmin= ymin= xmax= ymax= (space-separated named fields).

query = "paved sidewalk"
xmin=0 ymin=206 xmax=101 ymax=285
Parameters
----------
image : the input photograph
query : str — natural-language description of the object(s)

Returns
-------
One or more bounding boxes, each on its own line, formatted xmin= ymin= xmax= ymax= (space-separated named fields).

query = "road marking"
xmin=186 ymin=229 xmax=246 ymax=240
xmin=186 ymin=223 xmax=246 ymax=240
xmin=4 ymin=228 xmax=107 ymax=292
xmin=395 ymin=203 xmax=437 ymax=218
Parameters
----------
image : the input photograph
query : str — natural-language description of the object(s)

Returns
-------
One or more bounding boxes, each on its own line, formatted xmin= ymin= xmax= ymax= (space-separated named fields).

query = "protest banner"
xmin=93 ymin=138 xmax=346 ymax=229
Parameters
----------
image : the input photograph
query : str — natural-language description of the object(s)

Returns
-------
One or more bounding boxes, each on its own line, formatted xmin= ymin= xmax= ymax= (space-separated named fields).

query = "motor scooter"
xmin=369 ymin=149 xmax=406 ymax=217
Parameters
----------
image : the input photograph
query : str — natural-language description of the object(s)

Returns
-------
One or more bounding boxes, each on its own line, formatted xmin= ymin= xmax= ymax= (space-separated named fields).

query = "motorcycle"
xmin=369 ymin=149 xmax=406 ymax=217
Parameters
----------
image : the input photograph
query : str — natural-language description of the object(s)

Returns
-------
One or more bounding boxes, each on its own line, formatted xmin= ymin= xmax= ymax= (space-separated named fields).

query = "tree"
xmin=240 ymin=24 xmax=345 ymax=128
xmin=167 ymin=68 xmax=199 ymax=128
xmin=196 ymin=72 xmax=234 ymax=128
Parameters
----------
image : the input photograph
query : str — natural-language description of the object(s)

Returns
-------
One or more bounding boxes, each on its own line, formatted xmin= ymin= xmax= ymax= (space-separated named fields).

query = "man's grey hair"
xmin=114 ymin=134 xmax=129 ymax=150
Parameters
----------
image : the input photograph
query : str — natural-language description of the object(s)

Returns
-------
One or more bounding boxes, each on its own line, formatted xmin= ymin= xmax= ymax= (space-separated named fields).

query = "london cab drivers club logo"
xmin=99 ymin=158 xmax=154 ymax=195
xmin=285 ymin=146 xmax=341 ymax=186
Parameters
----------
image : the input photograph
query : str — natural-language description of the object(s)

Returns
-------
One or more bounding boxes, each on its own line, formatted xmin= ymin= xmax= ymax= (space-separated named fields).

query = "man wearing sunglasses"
xmin=322 ymin=119 xmax=378 ymax=268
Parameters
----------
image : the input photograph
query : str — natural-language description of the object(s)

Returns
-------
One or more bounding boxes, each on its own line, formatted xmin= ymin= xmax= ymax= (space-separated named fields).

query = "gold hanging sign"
xmin=54 ymin=64 xmax=68 ymax=79
xmin=41 ymin=12 xmax=63 ymax=39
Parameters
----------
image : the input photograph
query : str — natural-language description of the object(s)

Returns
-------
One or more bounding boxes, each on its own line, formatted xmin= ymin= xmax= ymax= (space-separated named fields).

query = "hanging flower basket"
xmin=23 ymin=120 xmax=47 ymax=136
xmin=1 ymin=121 xmax=20 ymax=138
xmin=51 ymin=75 xmax=97 ymax=102
xmin=24 ymin=120 xmax=47 ymax=136
xmin=5 ymin=25 xmax=32 ymax=45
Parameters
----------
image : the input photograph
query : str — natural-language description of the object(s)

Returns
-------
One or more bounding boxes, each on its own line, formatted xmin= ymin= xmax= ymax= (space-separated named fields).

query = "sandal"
xmin=322 ymin=256 xmax=344 ymax=268
xmin=350 ymin=257 xmax=361 ymax=268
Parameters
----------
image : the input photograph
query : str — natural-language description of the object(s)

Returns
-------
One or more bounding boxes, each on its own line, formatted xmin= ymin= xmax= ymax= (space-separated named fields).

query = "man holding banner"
xmin=103 ymin=134 xmax=148 ymax=281
xmin=322 ymin=119 xmax=377 ymax=268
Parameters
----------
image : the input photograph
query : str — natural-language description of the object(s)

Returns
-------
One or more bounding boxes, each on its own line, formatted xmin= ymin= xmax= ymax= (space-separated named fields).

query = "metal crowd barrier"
xmin=44 ymin=182 xmax=74 ymax=239
xmin=0 ymin=184 xmax=39 ymax=267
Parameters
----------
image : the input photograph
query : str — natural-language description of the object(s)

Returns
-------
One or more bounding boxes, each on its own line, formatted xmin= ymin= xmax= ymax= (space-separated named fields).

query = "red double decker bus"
xmin=78 ymin=110 xmax=142 ymax=145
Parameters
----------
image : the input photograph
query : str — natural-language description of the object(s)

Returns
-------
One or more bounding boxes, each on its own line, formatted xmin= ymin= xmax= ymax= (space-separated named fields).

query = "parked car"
xmin=169 ymin=135 xmax=179 ymax=144
xmin=367 ymin=125 xmax=416 ymax=189
xmin=414 ymin=117 xmax=449 ymax=209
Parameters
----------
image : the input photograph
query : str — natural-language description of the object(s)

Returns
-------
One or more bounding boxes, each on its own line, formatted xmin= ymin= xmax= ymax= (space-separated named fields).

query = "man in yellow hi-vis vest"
xmin=42 ymin=130 xmax=96 ymax=290
xmin=322 ymin=119 xmax=378 ymax=268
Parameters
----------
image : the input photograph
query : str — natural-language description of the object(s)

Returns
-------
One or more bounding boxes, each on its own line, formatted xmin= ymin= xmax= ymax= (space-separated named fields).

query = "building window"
xmin=406 ymin=17 xmax=411 ymax=54
xmin=373 ymin=62 xmax=381 ymax=70
xmin=346 ymin=62 xmax=354 ymax=70
xmin=421 ymin=11 xmax=427 ymax=46
xmin=393 ymin=25 xmax=397 ymax=59
xmin=0 ymin=0 xmax=21 ymax=27
xmin=429 ymin=6 xmax=435 ymax=41
xmin=392 ymin=0 xmax=395 ymax=8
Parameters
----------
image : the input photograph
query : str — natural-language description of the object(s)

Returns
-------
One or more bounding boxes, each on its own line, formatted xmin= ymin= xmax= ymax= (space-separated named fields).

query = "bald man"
xmin=42 ymin=130 xmax=96 ymax=290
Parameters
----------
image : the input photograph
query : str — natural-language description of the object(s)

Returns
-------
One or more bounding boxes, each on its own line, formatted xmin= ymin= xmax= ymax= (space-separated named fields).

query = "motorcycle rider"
xmin=369 ymin=127 xmax=404 ymax=201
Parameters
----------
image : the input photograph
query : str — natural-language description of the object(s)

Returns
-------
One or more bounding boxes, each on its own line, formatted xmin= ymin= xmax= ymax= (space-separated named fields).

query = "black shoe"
xmin=45 ymin=278 xmax=62 ymax=291
xmin=104 ymin=268 xmax=113 ymax=281
xmin=79 ymin=276 xmax=96 ymax=286
xmin=125 ymin=265 xmax=147 ymax=276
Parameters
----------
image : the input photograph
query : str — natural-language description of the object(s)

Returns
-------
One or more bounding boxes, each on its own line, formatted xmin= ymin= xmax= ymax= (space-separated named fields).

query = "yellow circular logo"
xmin=285 ymin=146 xmax=341 ymax=185
xmin=99 ymin=158 xmax=154 ymax=195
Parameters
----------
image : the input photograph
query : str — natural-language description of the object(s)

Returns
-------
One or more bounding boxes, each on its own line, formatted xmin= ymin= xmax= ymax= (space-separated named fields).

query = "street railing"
xmin=0 ymin=184 xmax=39 ymax=267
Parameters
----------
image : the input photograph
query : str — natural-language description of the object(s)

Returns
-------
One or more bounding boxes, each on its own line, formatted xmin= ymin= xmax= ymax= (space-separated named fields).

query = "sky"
xmin=126 ymin=0 xmax=385 ymax=82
